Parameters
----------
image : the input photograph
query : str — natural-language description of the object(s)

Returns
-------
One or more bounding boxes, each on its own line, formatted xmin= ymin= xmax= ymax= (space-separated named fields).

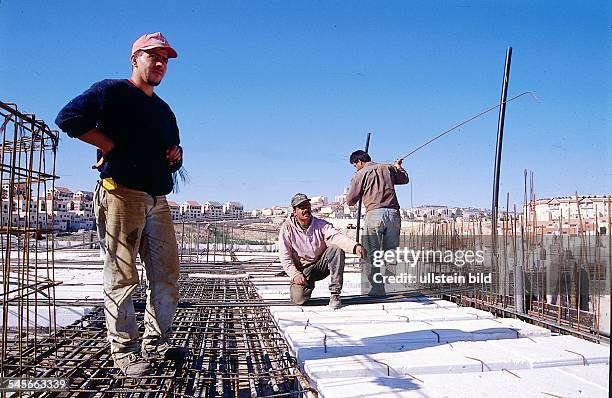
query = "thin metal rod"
xmin=492 ymin=46 xmax=513 ymax=254
xmin=355 ymin=132 xmax=371 ymax=243
xmin=399 ymin=90 xmax=532 ymax=161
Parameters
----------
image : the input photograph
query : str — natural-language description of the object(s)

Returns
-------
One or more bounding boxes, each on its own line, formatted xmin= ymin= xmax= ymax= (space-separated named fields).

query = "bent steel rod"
xmin=492 ymin=46 xmax=513 ymax=255
xmin=399 ymin=90 xmax=533 ymax=161
xmin=355 ymin=132 xmax=371 ymax=243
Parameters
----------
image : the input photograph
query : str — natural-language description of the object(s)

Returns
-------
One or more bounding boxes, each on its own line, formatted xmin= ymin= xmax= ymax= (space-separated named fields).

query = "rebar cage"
xmin=0 ymin=100 xmax=60 ymax=378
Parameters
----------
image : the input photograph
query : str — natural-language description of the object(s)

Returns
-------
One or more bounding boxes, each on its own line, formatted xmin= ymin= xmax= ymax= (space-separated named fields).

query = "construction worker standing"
xmin=55 ymin=32 xmax=187 ymax=376
xmin=346 ymin=150 xmax=409 ymax=295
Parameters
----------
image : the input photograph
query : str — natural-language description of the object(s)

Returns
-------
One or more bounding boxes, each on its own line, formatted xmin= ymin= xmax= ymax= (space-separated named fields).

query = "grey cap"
xmin=291 ymin=193 xmax=310 ymax=207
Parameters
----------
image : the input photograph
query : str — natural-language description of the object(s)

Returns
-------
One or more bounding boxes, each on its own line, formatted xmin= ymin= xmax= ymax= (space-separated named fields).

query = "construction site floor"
xmin=254 ymin=271 xmax=610 ymax=398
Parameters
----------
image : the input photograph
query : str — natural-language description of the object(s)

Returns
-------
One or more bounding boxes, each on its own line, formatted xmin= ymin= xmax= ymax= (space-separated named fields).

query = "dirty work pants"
xmin=361 ymin=208 xmax=401 ymax=295
xmin=94 ymin=182 xmax=179 ymax=358
xmin=290 ymin=246 xmax=344 ymax=305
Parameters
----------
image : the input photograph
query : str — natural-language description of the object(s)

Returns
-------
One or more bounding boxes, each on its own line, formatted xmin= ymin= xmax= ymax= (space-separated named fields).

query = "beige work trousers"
xmin=94 ymin=182 xmax=180 ymax=358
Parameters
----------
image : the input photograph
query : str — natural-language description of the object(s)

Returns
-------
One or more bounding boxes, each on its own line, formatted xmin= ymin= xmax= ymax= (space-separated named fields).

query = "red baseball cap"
xmin=131 ymin=32 xmax=178 ymax=58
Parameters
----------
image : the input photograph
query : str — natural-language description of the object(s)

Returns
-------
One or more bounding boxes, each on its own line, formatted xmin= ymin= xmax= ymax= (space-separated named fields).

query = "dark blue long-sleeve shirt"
xmin=55 ymin=79 xmax=182 ymax=196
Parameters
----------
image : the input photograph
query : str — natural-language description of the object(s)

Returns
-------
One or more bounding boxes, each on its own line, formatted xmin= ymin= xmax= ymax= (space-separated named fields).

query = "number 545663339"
xmin=0 ymin=378 xmax=69 ymax=391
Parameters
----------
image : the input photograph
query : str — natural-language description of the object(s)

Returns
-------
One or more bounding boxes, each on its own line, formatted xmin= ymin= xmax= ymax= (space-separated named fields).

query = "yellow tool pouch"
xmin=101 ymin=177 xmax=117 ymax=191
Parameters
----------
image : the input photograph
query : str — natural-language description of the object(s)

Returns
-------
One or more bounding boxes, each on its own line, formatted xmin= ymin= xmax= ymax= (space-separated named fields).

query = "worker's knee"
xmin=291 ymin=296 xmax=308 ymax=306
xmin=290 ymin=284 xmax=310 ymax=305
xmin=327 ymin=245 xmax=344 ymax=259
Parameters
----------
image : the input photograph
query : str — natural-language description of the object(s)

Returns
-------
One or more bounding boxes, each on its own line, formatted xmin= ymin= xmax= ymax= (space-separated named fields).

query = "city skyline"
xmin=42 ymin=183 xmax=610 ymax=213
xmin=1 ymin=1 xmax=610 ymax=209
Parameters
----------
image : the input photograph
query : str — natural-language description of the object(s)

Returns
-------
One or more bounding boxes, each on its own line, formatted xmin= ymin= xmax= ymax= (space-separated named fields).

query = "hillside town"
xmin=4 ymin=184 xmax=608 ymax=235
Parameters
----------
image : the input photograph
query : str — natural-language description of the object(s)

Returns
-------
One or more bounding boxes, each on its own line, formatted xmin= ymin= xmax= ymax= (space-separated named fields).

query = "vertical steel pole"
xmin=355 ymin=132 xmax=371 ymax=242
xmin=492 ymin=47 xmax=512 ymax=255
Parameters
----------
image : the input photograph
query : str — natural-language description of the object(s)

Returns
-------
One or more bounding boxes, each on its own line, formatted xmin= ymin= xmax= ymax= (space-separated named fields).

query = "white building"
xmin=168 ymin=201 xmax=181 ymax=220
xmin=202 ymin=201 xmax=223 ymax=220
xmin=69 ymin=197 xmax=94 ymax=217
xmin=2 ymin=182 xmax=27 ymax=199
xmin=273 ymin=206 xmax=288 ymax=216
xmin=522 ymin=196 xmax=610 ymax=235
xmin=47 ymin=186 xmax=74 ymax=200
xmin=70 ymin=214 xmax=95 ymax=230
xmin=260 ymin=206 xmax=288 ymax=217
xmin=310 ymin=195 xmax=329 ymax=207
xmin=343 ymin=204 xmax=359 ymax=218
xmin=319 ymin=205 xmax=344 ymax=219
xmin=335 ymin=187 xmax=350 ymax=204
xmin=73 ymin=190 xmax=94 ymax=201
xmin=223 ymin=201 xmax=244 ymax=219
xmin=180 ymin=201 xmax=201 ymax=220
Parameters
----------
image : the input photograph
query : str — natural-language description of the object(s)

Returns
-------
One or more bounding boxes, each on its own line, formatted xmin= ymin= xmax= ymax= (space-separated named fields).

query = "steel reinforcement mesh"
xmin=1 ymin=275 xmax=313 ymax=397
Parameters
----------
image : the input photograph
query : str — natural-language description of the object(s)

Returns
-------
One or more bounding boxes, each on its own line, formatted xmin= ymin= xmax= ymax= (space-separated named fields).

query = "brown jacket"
xmin=346 ymin=162 xmax=409 ymax=212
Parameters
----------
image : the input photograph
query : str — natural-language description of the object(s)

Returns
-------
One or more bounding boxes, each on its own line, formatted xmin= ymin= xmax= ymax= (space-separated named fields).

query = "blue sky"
xmin=1 ymin=1 xmax=610 ymax=209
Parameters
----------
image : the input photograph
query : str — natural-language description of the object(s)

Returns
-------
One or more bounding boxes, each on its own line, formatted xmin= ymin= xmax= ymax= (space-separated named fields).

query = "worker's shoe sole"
xmin=114 ymin=352 xmax=151 ymax=377
xmin=329 ymin=294 xmax=342 ymax=310
xmin=142 ymin=344 xmax=189 ymax=362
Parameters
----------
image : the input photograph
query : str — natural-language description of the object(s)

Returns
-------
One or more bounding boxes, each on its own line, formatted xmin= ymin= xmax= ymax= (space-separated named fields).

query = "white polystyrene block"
xmin=281 ymin=319 xmax=553 ymax=369
xmin=315 ymin=365 xmax=610 ymax=398
xmin=304 ymin=344 xmax=487 ymax=378
xmin=314 ymin=376 xmax=425 ymax=398
xmin=301 ymin=339 xmax=541 ymax=378
xmin=271 ymin=307 xmax=494 ymax=326
xmin=491 ymin=336 xmax=610 ymax=368
xmin=500 ymin=365 xmax=609 ymax=398
xmin=384 ymin=307 xmax=494 ymax=322
xmin=276 ymin=316 xmax=403 ymax=330
xmin=558 ymin=363 xmax=610 ymax=390
xmin=490 ymin=317 xmax=551 ymax=337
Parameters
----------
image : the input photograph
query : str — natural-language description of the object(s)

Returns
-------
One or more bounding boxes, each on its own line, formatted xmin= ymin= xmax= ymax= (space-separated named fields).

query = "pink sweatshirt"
xmin=278 ymin=215 xmax=358 ymax=280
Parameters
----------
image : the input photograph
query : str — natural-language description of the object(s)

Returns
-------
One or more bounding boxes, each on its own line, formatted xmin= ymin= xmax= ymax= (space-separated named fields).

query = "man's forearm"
xmin=78 ymin=128 xmax=114 ymax=155
xmin=281 ymin=260 xmax=301 ymax=280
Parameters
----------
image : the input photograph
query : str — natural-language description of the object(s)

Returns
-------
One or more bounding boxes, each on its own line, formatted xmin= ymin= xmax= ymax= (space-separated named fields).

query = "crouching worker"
xmin=278 ymin=193 xmax=366 ymax=309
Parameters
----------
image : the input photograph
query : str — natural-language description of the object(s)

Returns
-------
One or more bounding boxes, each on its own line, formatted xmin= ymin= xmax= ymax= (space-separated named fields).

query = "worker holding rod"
xmin=346 ymin=150 xmax=409 ymax=295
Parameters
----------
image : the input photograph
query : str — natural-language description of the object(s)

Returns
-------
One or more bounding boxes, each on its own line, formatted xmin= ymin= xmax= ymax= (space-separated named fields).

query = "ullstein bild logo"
xmin=371 ymin=248 xmax=486 ymax=268
xmin=372 ymin=272 xmax=493 ymax=284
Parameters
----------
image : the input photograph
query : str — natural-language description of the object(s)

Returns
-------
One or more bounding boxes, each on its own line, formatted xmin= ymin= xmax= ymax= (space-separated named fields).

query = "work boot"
xmin=329 ymin=294 xmax=342 ymax=310
xmin=142 ymin=342 xmax=189 ymax=362
xmin=114 ymin=352 xmax=151 ymax=377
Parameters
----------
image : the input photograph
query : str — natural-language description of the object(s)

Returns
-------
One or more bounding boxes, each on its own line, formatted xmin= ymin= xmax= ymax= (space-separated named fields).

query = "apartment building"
xmin=223 ymin=201 xmax=244 ymax=220
xmin=73 ymin=190 xmax=93 ymax=201
xmin=202 ymin=201 xmax=223 ymax=220
xmin=180 ymin=201 xmax=201 ymax=220
xmin=47 ymin=186 xmax=74 ymax=200
xmin=173 ymin=200 xmax=245 ymax=221
xmin=168 ymin=201 xmax=181 ymax=221
xmin=522 ymin=196 xmax=610 ymax=235
xmin=4 ymin=183 xmax=251 ymax=231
